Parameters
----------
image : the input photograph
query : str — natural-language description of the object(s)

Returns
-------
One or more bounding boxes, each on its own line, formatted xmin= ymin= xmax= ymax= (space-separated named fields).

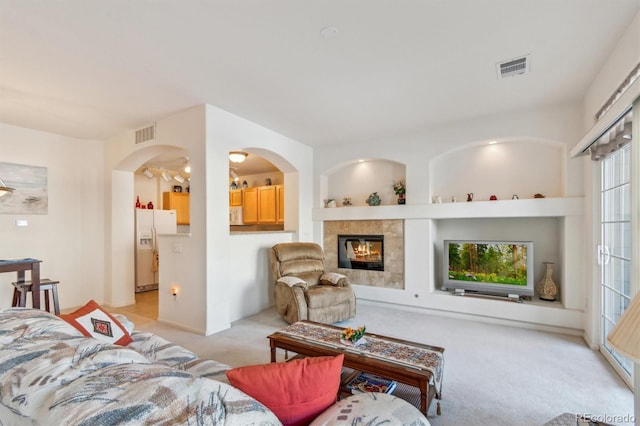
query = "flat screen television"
xmin=443 ymin=240 xmax=534 ymax=297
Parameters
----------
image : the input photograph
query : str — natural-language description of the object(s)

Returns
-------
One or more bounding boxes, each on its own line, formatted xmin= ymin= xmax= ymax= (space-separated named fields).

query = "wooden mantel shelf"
xmin=312 ymin=197 xmax=584 ymax=221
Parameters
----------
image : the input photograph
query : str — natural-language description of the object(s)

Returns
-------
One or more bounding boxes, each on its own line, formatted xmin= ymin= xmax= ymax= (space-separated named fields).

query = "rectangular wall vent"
xmin=496 ymin=56 xmax=530 ymax=79
xmin=135 ymin=124 xmax=156 ymax=144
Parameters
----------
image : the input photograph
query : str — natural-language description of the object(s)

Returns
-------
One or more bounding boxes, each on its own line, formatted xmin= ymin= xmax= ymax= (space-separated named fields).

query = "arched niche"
xmin=320 ymin=159 xmax=406 ymax=207
xmin=429 ymin=138 xmax=566 ymax=202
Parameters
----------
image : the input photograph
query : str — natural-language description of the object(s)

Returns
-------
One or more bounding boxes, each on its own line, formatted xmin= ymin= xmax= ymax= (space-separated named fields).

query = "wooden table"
xmin=268 ymin=321 xmax=445 ymax=416
xmin=0 ymin=258 xmax=42 ymax=309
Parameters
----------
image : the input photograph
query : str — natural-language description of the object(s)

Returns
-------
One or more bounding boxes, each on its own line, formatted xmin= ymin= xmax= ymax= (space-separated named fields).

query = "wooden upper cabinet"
xmin=276 ymin=185 xmax=284 ymax=224
xmin=242 ymin=187 xmax=258 ymax=224
xmin=240 ymin=185 xmax=284 ymax=225
xmin=229 ymin=189 xmax=243 ymax=206
xmin=163 ymin=192 xmax=190 ymax=225
xmin=258 ymin=185 xmax=277 ymax=223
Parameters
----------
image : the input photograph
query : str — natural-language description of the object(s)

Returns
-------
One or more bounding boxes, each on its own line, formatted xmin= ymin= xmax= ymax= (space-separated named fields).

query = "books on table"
xmin=346 ymin=372 xmax=397 ymax=394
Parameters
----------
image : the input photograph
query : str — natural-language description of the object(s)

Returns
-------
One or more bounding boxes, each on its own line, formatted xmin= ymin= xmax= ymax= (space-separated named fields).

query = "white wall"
xmin=313 ymin=102 xmax=585 ymax=332
xmin=0 ymin=123 xmax=105 ymax=309
xmin=228 ymin=231 xmax=294 ymax=322
xmin=103 ymin=104 xmax=314 ymax=335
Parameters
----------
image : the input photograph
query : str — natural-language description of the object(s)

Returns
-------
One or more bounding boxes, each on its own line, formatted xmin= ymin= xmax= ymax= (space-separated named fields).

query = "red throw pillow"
xmin=226 ymin=354 xmax=344 ymax=426
xmin=58 ymin=299 xmax=132 ymax=346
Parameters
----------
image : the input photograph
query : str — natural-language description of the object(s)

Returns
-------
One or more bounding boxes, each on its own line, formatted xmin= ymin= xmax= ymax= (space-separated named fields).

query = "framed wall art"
xmin=0 ymin=162 xmax=48 ymax=215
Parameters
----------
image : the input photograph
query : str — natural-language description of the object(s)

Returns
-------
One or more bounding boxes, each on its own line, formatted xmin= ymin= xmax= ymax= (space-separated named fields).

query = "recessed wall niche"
xmin=430 ymin=141 xmax=564 ymax=203
xmin=324 ymin=160 xmax=405 ymax=207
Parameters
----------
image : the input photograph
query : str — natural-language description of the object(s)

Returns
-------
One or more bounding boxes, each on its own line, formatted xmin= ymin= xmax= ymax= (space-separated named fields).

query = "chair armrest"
xmin=276 ymin=276 xmax=309 ymax=290
xmin=320 ymin=272 xmax=349 ymax=287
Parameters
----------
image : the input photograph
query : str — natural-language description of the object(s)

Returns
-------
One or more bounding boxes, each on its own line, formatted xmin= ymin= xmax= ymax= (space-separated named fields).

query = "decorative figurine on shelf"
xmin=242 ymin=180 xmax=248 ymax=189
xmin=326 ymin=199 xmax=337 ymax=208
xmin=392 ymin=179 xmax=406 ymax=205
xmin=147 ymin=201 xmax=154 ymax=209
xmin=366 ymin=192 xmax=381 ymax=206
xmin=342 ymin=196 xmax=352 ymax=207
xmin=135 ymin=196 xmax=141 ymax=209
xmin=265 ymin=178 xmax=272 ymax=186
xmin=490 ymin=195 xmax=497 ymax=201
xmin=467 ymin=193 xmax=474 ymax=202
xmin=533 ymin=193 xmax=545 ymax=198
xmin=512 ymin=194 xmax=519 ymax=200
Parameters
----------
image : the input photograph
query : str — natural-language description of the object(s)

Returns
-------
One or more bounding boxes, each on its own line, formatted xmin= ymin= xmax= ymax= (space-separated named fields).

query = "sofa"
xmin=271 ymin=242 xmax=356 ymax=324
xmin=0 ymin=306 xmax=429 ymax=425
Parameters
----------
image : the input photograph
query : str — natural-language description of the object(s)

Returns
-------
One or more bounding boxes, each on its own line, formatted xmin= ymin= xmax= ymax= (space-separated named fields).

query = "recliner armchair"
xmin=271 ymin=242 xmax=356 ymax=324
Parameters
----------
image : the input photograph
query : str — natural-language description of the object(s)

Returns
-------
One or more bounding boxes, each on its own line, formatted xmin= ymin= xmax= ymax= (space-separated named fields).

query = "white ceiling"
xmin=0 ymin=0 xmax=638 ymax=152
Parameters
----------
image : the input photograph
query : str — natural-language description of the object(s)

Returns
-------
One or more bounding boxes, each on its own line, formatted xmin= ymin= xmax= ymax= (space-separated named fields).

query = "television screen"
xmin=443 ymin=240 xmax=534 ymax=297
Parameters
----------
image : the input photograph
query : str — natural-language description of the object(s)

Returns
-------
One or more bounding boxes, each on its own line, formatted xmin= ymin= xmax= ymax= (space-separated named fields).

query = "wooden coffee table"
xmin=268 ymin=321 xmax=444 ymax=416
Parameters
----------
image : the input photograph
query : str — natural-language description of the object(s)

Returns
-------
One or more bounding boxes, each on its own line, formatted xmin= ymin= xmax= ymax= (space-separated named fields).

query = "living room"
xmin=0 ymin=1 xmax=638 ymax=424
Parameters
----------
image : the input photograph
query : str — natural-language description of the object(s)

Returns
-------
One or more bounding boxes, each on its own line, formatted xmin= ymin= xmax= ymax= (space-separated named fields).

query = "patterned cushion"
xmin=310 ymin=393 xmax=430 ymax=426
xmin=58 ymin=299 xmax=132 ymax=345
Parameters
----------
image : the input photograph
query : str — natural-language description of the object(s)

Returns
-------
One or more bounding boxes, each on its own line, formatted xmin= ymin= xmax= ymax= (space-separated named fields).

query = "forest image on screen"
xmin=448 ymin=243 xmax=528 ymax=286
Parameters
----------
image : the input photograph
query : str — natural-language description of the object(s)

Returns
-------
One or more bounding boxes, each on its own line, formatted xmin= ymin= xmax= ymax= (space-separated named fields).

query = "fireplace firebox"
xmin=337 ymin=235 xmax=384 ymax=271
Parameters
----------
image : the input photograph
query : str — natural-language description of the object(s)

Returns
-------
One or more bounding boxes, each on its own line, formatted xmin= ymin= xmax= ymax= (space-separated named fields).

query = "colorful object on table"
xmin=341 ymin=325 xmax=366 ymax=343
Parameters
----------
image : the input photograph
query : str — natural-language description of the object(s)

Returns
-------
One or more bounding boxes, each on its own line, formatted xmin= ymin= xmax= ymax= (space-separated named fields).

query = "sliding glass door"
xmin=599 ymin=114 xmax=633 ymax=382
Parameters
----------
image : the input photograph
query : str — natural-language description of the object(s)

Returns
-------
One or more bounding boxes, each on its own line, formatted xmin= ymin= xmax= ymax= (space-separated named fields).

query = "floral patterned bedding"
xmin=0 ymin=308 xmax=281 ymax=425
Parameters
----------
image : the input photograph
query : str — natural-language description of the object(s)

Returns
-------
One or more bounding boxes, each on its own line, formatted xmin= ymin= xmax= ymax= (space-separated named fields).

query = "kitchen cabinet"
xmin=229 ymin=189 xmax=243 ymax=206
xmin=277 ymin=185 xmax=284 ymax=224
xmin=242 ymin=187 xmax=258 ymax=224
xmin=258 ymin=185 xmax=277 ymax=223
xmin=163 ymin=192 xmax=190 ymax=225
xmin=241 ymin=185 xmax=284 ymax=225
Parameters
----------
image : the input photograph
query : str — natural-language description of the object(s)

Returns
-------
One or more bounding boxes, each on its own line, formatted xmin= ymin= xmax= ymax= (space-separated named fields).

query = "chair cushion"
xmin=305 ymin=285 xmax=354 ymax=308
xmin=280 ymin=259 xmax=325 ymax=277
xmin=273 ymin=242 xmax=325 ymax=262
xmin=226 ymin=354 xmax=344 ymax=426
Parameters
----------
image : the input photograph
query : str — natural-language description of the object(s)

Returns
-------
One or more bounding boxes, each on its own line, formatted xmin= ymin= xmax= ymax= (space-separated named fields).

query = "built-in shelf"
xmin=313 ymin=197 xmax=584 ymax=221
xmin=315 ymin=196 xmax=586 ymax=334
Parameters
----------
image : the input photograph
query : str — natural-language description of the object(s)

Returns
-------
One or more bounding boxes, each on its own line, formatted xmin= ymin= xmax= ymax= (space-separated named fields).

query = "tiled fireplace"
xmin=324 ymin=220 xmax=404 ymax=289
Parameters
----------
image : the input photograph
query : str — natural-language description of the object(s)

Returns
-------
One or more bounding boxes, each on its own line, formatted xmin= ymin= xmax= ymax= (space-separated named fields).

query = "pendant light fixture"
xmin=183 ymin=157 xmax=191 ymax=173
xmin=142 ymin=166 xmax=154 ymax=179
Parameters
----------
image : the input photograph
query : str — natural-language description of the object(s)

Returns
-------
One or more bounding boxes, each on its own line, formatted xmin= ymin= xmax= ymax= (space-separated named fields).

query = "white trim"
xmin=571 ymin=78 xmax=639 ymax=158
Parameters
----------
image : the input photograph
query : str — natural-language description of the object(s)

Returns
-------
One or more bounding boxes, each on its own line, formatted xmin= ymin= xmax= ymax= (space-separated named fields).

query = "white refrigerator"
xmin=135 ymin=209 xmax=177 ymax=293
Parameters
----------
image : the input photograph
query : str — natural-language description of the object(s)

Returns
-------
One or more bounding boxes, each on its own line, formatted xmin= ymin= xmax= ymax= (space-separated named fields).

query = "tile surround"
xmin=324 ymin=220 xmax=404 ymax=289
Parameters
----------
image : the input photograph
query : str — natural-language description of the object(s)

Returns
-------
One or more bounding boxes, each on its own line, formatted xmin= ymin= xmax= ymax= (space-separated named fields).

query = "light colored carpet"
xmin=112 ymin=299 xmax=634 ymax=426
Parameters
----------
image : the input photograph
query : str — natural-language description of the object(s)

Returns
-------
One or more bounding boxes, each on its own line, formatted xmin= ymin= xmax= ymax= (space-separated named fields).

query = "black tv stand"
xmin=452 ymin=288 xmax=524 ymax=303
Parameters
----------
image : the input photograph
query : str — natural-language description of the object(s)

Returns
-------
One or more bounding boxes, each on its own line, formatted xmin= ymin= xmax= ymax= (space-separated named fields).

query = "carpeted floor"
xmin=111 ymin=294 xmax=634 ymax=426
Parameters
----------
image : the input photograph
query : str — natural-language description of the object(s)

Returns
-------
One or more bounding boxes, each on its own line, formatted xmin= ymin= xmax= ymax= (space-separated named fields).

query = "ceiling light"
xmin=183 ymin=157 xmax=191 ymax=173
xmin=0 ymin=177 xmax=15 ymax=198
xmin=229 ymin=152 xmax=248 ymax=163
xmin=161 ymin=171 xmax=171 ymax=182
xmin=142 ymin=166 xmax=154 ymax=179
xmin=230 ymin=169 xmax=239 ymax=182
xmin=174 ymin=174 xmax=185 ymax=184
xmin=488 ymin=140 xmax=498 ymax=145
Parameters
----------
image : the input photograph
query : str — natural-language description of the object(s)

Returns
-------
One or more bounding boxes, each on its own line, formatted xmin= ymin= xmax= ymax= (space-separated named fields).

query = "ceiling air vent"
xmin=496 ymin=56 xmax=530 ymax=79
xmin=135 ymin=124 xmax=156 ymax=144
